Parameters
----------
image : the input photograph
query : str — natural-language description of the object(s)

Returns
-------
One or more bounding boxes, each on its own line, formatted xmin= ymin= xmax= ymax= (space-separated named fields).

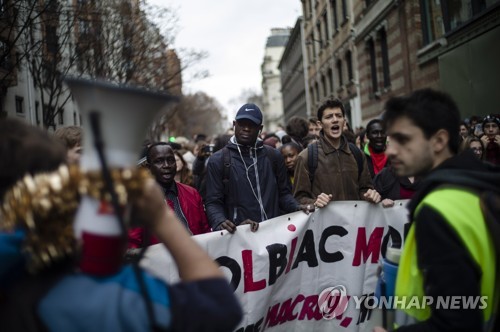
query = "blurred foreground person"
xmin=0 ymin=119 xmax=241 ymax=332
xmin=374 ymin=89 xmax=499 ymax=332
xmin=53 ymin=125 xmax=83 ymax=164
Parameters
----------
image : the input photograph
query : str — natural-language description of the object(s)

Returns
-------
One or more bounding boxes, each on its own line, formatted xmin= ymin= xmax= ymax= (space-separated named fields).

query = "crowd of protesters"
xmin=1 ymin=90 xmax=499 ymax=331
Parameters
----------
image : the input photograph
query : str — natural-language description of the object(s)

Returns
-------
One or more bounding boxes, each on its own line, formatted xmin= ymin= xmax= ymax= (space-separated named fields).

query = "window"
xmin=58 ymin=108 xmax=64 ymax=125
xmin=35 ymin=102 xmax=40 ymax=124
xmin=420 ymin=0 xmax=500 ymax=45
xmin=322 ymin=74 xmax=327 ymax=98
xmin=322 ymin=11 xmax=329 ymax=42
xmin=0 ymin=0 xmax=6 ymax=16
xmin=330 ymin=0 xmax=339 ymax=31
xmin=46 ymin=0 xmax=58 ymax=12
xmin=316 ymin=23 xmax=322 ymax=49
xmin=346 ymin=50 xmax=353 ymax=81
xmin=367 ymin=38 xmax=378 ymax=94
xmin=379 ymin=28 xmax=390 ymax=88
xmin=328 ymin=68 xmax=334 ymax=94
xmin=307 ymin=0 xmax=313 ymax=18
xmin=0 ymin=39 xmax=10 ymax=69
xmin=45 ymin=25 xmax=58 ymax=55
xmin=309 ymin=34 xmax=317 ymax=58
xmin=15 ymin=96 xmax=24 ymax=114
xmin=341 ymin=0 xmax=348 ymax=22
xmin=308 ymin=41 xmax=314 ymax=61
xmin=73 ymin=111 xmax=77 ymax=125
xmin=443 ymin=0 xmax=475 ymax=31
xmin=420 ymin=0 xmax=444 ymax=45
xmin=336 ymin=60 xmax=343 ymax=86
xmin=79 ymin=18 xmax=90 ymax=36
xmin=315 ymin=82 xmax=320 ymax=102
xmin=43 ymin=104 xmax=55 ymax=128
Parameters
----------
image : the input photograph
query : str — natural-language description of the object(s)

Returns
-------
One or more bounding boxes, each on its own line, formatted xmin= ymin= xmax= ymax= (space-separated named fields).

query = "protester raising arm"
xmin=133 ymin=178 xmax=243 ymax=331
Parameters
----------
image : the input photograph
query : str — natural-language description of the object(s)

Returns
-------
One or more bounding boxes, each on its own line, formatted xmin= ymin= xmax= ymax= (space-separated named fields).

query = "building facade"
xmin=279 ymin=17 xmax=309 ymax=124
xmin=1 ymin=0 xmax=182 ymax=130
xmin=299 ymin=0 xmax=500 ymax=126
xmin=261 ymin=28 xmax=291 ymax=131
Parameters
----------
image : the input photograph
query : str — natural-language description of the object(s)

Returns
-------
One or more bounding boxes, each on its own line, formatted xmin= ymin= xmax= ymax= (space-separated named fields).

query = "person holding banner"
xmin=0 ymin=119 xmax=242 ymax=332
xmin=205 ymin=103 xmax=313 ymax=234
xmin=374 ymin=89 xmax=500 ymax=332
xmin=293 ymin=98 xmax=381 ymax=208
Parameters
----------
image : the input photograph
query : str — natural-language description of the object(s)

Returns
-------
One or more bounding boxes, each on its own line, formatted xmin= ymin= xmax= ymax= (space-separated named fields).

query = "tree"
xmin=76 ymin=0 xmax=207 ymax=94
xmin=2 ymin=0 xmax=208 ymax=127
xmin=20 ymin=0 xmax=87 ymax=128
xmin=229 ymin=88 xmax=264 ymax=110
xmin=0 ymin=0 xmax=58 ymax=118
xmin=150 ymin=92 xmax=225 ymax=140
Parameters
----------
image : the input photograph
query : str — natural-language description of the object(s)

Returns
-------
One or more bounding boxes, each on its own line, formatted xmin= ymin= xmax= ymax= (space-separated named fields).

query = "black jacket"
xmin=398 ymin=150 xmax=500 ymax=332
xmin=373 ymin=166 xmax=421 ymax=200
xmin=205 ymin=137 xmax=300 ymax=230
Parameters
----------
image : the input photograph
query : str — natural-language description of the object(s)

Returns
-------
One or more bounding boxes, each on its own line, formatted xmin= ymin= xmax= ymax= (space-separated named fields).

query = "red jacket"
xmin=128 ymin=182 xmax=211 ymax=248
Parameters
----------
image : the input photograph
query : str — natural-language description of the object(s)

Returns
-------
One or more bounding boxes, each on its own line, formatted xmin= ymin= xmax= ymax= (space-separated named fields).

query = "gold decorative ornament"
xmin=0 ymin=165 xmax=152 ymax=273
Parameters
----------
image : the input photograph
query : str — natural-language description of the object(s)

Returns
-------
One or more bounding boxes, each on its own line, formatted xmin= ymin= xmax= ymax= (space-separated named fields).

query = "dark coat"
xmin=205 ymin=137 xmax=299 ymax=230
xmin=373 ymin=166 xmax=420 ymax=200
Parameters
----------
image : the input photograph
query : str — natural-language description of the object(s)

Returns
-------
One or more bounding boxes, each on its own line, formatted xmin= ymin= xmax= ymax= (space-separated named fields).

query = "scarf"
xmin=368 ymin=145 xmax=388 ymax=175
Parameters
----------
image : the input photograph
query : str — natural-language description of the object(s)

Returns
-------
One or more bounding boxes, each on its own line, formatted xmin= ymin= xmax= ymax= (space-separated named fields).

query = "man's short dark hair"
xmin=366 ymin=119 xmax=383 ymax=134
xmin=285 ymin=116 xmax=309 ymax=140
xmin=145 ymin=142 xmax=171 ymax=163
xmin=317 ymin=99 xmax=345 ymax=120
xmin=308 ymin=117 xmax=318 ymax=125
xmin=383 ymin=89 xmax=461 ymax=154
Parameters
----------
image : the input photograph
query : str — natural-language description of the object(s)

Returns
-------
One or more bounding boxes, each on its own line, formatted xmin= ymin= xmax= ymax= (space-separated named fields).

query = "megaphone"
xmin=65 ymin=78 xmax=177 ymax=275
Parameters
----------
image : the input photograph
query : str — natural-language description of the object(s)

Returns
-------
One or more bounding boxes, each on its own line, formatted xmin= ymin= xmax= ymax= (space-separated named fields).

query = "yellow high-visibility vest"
xmin=395 ymin=186 xmax=496 ymax=325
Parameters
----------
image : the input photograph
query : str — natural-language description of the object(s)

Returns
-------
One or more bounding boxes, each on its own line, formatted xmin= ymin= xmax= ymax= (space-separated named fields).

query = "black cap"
xmin=235 ymin=103 xmax=263 ymax=125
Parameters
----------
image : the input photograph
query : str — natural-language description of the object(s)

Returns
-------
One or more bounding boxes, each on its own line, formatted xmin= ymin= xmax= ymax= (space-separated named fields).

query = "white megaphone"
xmin=65 ymin=78 xmax=177 ymax=275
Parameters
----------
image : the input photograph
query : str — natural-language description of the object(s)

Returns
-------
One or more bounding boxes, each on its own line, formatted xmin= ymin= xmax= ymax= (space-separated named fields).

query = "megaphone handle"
xmin=89 ymin=111 xmax=127 ymax=236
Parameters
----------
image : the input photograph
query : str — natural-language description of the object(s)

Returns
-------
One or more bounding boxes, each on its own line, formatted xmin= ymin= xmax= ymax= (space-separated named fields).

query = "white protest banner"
xmin=140 ymin=200 xmax=409 ymax=331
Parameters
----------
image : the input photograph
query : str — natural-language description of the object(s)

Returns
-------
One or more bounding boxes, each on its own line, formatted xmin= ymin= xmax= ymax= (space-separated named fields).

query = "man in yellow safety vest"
xmin=374 ymin=89 xmax=499 ymax=332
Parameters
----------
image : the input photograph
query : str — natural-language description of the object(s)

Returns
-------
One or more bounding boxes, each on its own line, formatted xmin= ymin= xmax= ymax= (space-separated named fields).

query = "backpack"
xmin=307 ymin=141 xmax=364 ymax=185
xmin=221 ymin=145 xmax=280 ymax=197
